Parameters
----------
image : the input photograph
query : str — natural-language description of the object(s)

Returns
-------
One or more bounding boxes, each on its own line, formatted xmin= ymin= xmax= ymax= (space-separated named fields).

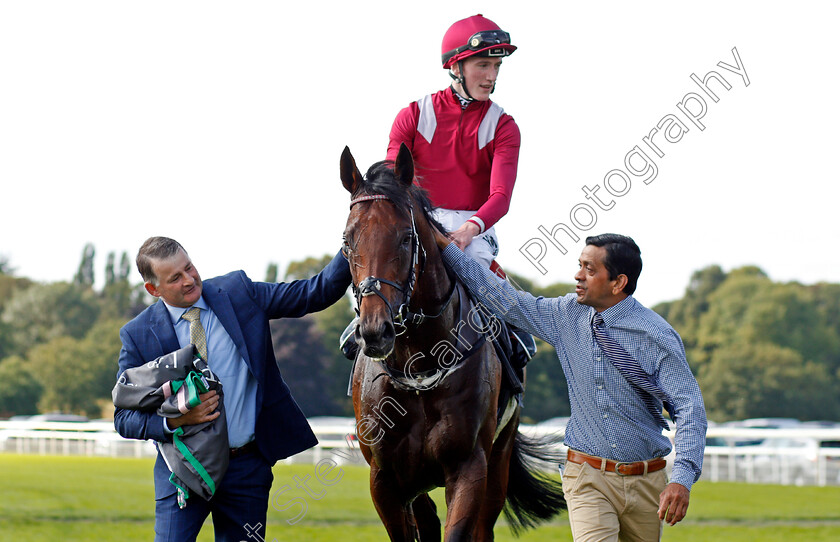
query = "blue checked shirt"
xmin=443 ymin=245 xmax=707 ymax=490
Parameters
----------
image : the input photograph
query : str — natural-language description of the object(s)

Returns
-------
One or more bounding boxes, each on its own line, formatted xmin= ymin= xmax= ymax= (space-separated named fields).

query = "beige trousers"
xmin=562 ymin=459 xmax=668 ymax=542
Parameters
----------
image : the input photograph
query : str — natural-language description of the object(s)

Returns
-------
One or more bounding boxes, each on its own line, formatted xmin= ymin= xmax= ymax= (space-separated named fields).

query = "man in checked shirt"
xmin=433 ymin=230 xmax=707 ymax=541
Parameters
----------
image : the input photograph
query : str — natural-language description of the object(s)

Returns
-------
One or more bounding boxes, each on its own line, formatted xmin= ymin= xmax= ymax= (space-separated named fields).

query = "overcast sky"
xmin=2 ymin=1 xmax=838 ymax=308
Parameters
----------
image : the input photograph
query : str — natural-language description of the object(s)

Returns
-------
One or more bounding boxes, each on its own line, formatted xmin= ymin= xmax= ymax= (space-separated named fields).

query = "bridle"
xmin=347 ymin=192 xmax=483 ymax=393
xmin=347 ymin=193 xmax=455 ymax=335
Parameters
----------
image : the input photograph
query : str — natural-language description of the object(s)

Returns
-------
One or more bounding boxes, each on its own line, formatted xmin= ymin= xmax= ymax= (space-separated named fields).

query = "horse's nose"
xmin=358 ymin=318 xmax=395 ymax=359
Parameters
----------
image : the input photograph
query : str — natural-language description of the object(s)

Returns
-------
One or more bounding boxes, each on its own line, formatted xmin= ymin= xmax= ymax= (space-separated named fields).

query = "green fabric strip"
xmin=172 ymin=425 xmax=216 ymax=495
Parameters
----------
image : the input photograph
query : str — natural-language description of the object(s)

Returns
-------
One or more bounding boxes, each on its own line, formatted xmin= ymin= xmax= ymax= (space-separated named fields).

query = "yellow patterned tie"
xmin=182 ymin=307 xmax=208 ymax=361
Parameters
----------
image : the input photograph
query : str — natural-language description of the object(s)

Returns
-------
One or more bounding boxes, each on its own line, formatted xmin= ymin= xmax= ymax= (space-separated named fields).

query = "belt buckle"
xmin=613 ymin=461 xmax=634 ymax=476
xmin=230 ymin=440 xmax=254 ymax=458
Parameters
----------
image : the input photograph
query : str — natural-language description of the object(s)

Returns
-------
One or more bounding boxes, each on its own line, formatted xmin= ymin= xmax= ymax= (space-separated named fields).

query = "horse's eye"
xmin=401 ymin=234 xmax=413 ymax=247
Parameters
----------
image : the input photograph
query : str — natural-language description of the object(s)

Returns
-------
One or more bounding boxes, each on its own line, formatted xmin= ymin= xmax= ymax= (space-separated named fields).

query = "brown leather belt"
xmin=567 ymin=449 xmax=666 ymax=476
xmin=230 ymin=440 xmax=258 ymax=458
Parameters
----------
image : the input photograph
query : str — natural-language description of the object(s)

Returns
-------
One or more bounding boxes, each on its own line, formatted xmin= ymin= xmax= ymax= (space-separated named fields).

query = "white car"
xmin=737 ymin=436 xmax=840 ymax=486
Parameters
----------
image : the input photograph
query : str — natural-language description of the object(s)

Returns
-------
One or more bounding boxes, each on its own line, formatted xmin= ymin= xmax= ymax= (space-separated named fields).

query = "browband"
xmin=350 ymin=194 xmax=390 ymax=208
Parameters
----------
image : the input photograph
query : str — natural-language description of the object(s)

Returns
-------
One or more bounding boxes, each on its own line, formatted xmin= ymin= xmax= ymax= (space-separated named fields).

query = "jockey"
xmin=342 ymin=15 xmax=535 ymax=371
xmin=386 ymin=13 xmax=519 ymax=270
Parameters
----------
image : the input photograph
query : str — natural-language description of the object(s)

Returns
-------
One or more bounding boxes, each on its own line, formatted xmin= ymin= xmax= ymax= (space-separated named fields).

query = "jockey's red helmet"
xmin=441 ymin=14 xmax=517 ymax=69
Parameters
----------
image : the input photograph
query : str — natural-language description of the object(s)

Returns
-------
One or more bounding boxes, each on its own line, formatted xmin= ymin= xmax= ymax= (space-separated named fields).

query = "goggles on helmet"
xmin=442 ymin=29 xmax=512 ymax=66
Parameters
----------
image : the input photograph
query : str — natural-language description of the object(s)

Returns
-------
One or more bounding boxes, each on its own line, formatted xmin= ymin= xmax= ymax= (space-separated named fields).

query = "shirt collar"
xmin=162 ymin=296 xmax=209 ymax=326
xmin=591 ymin=295 xmax=636 ymax=328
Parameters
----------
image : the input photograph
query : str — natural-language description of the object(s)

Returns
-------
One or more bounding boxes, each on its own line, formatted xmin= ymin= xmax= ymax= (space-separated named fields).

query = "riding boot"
xmin=487 ymin=260 xmax=536 ymax=371
xmin=340 ymin=317 xmax=359 ymax=361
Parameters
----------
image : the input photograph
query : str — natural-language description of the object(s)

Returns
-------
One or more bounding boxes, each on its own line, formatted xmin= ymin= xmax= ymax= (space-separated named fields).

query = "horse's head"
xmin=341 ymin=143 xmax=425 ymax=360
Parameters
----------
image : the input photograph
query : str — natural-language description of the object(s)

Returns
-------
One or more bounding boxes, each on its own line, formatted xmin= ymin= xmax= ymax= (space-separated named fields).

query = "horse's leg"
xmin=370 ymin=464 xmax=416 ymax=541
xmin=474 ymin=411 xmax=519 ymax=540
xmin=441 ymin=452 xmax=489 ymax=541
xmin=412 ymin=493 xmax=441 ymax=541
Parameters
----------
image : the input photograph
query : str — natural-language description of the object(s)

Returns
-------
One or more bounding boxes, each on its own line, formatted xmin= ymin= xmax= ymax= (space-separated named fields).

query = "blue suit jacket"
xmin=114 ymin=251 xmax=351 ymax=498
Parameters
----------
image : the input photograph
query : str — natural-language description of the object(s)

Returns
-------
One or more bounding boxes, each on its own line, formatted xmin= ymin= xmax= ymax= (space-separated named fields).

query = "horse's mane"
xmin=358 ymin=160 xmax=449 ymax=234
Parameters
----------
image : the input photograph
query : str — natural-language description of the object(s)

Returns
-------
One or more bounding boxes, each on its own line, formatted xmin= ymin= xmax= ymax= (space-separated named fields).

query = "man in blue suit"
xmin=114 ymin=236 xmax=352 ymax=541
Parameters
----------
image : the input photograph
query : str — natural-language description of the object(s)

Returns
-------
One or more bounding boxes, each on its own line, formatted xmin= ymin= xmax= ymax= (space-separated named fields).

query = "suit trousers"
xmin=561 ymin=459 xmax=668 ymax=542
xmin=154 ymin=448 xmax=274 ymax=542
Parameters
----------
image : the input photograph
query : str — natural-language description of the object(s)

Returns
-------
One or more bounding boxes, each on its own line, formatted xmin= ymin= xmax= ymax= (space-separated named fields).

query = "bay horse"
xmin=341 ymin=143 xmax=565 ymax=541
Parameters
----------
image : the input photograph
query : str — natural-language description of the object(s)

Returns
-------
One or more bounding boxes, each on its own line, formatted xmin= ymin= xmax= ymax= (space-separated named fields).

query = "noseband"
xmin=348 ymin=194 xmax=455 ymax=334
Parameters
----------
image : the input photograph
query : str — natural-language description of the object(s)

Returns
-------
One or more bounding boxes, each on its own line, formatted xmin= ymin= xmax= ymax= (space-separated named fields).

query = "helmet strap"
xmin=452 ymin=60 xmax=475 ymax=101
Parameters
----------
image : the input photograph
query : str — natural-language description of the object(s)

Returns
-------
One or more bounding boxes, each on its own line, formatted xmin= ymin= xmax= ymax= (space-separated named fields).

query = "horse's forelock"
xmin=359 ymin=161 xmax=406 ymax=208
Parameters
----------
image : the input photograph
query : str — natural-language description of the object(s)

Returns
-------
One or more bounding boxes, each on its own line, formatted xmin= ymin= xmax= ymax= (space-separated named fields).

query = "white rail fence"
xmin=2 ymin=420 xmax=839 ymax=486
xmin=0 ymin=419 xmax=361 ymax=462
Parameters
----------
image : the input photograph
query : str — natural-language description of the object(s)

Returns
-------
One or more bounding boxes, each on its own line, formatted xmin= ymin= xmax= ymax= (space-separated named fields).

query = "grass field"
xmin=2 ymin=454 xmax=840 ymax=541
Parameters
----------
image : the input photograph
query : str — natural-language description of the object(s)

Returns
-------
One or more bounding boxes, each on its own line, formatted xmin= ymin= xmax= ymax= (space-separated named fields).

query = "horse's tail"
xmin=503 ymin=431 xmax=567 ymax=535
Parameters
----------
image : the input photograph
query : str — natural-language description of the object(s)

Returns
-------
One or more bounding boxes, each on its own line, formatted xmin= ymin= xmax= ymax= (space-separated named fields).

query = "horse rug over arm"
xmin=112 ymin=345 xmax=229 ymax=508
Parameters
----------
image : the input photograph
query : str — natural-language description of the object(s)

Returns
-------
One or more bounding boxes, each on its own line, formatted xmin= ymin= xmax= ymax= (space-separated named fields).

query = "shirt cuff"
xmin=442 ymin=243 xmax=465 ymax=265
xmin=162 ymin=416 xmax=174 ymax=436
xmin=467 ymin=216 xmax=486 ymax=234
xmin=669 ymin=466 xmax=697 ymax=491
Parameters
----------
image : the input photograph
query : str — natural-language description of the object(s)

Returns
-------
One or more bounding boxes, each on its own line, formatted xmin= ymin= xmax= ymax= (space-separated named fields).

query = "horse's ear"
xmin=340 ymin=146 xmax=363 ymax=194
xmin=393 ymin=142 xmax=415 ymax=189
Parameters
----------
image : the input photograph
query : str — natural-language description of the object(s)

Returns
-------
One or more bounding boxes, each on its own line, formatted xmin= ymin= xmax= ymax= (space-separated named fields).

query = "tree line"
xmin=0 ymin=247 xmax=838 ymax=423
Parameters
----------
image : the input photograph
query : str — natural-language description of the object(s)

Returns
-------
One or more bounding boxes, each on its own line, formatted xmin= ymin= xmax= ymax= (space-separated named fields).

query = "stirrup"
xmin=510 ymin=327 xmax=537 ymax=362
xmin=340 ymin=318 xmax=359 ymax=360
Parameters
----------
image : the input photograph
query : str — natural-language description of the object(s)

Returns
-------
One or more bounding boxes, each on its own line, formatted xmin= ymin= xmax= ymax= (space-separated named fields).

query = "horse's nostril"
xmin=381 ymin=321 xmax=395 ymax=342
